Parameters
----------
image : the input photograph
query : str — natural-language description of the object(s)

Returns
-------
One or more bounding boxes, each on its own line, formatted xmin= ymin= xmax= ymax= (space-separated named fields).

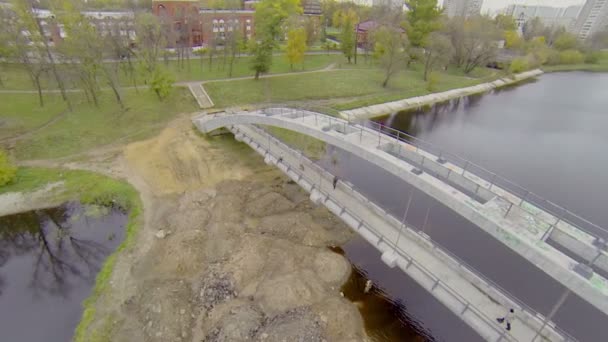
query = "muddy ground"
xmin=44 ymin=117 xmax=370 ymax=341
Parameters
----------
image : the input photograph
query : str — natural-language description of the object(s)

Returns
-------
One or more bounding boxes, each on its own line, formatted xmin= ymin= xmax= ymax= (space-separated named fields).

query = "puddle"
xmin=0 ymin=202 xmax=128 ymax=342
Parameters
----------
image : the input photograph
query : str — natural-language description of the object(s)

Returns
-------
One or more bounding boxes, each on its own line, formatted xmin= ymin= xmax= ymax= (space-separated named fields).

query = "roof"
xmin=357 ymin=20 xmax=405 ymax=33
xmin=302 ymin=0 xmax=321 ymax=15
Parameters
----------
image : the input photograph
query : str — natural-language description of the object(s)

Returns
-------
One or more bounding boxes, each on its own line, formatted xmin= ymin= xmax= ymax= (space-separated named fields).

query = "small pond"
xmin=0 ymin=202 xmax=128 ymax=342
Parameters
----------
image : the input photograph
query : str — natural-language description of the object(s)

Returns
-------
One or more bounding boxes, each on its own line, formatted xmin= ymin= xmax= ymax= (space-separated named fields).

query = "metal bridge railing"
xmin=238 ymin=123 xmax=577 ymax=342
xmin=227 ymin=105 xmax=608 ymax=243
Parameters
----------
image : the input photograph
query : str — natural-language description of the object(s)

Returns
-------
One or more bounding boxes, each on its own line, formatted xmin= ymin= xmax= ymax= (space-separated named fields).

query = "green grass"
xmin=0 ymin=167 xmax=142 ymax=342
xmin=0 ymin=93 xmax=68 ymax=140
xmin=0 ymin=55 xmax=342 ymax=90
xmin=148 ymin=53 xmax=342 ymax=84
xmin=542 ymin=63 xmax=608 ymax=72
xmin=2 ymin=87 xmax=197 ymax=160
xmin=205 ymin=66 xmax=492 ymax=110
xmin=266 ymin=127 xmax=327 ymax=160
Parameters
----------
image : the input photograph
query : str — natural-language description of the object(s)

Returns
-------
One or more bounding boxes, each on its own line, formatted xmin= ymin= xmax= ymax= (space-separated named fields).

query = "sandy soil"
xmin=53 ymin=117 xmax=370 ymax=341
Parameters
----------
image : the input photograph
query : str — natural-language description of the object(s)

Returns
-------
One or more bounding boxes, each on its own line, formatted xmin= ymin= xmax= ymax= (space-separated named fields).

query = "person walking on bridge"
xmin=333 ymin=176 xmax=339 ymax=189
xmin=496 ymin=308 xmax=515 ymax=331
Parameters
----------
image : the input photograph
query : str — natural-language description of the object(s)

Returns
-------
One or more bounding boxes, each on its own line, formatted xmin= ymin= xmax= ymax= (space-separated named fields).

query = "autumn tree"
xmin=494 ymin=14 xmax=517 ymax=31
xmin=335 ymin=9 xmax=357 ymax=63
xmin=286 ymin=27 xmax=307 ymax=70
xmin=251 ymin=0 xmax=302 ymax=79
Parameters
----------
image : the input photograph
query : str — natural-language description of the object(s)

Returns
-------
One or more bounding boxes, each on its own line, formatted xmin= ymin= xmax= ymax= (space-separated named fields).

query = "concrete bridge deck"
xmin=197 ymin=121 xmax=576 ymax=341
xmin=193 ymin=107 xmax=608 ymax=319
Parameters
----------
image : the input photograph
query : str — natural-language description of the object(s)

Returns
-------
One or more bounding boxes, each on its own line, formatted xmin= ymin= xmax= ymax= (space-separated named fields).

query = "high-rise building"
xmin=572 ymin=0 xmax=608 ymax=40
xmin=505 ymin=4 xmax=582 ymax=32
xmin=443 ymin=0 xmax=483 ymax=18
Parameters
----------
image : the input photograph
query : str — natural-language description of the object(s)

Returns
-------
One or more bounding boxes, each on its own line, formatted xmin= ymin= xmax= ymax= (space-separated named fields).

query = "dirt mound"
xmin=124 ymin=119 xmax=260 ymax=195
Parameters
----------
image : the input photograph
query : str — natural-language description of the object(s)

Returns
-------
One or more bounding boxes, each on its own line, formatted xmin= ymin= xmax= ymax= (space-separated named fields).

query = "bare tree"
xmin=0 ymin=7 xmax=50 ymax=105
xmin=445 ymin=16 xmax=499 ymax=74
xmin=372 ymin=25 xmax=409 ymax=87
xmin=423 ymin=32 xmax=453 ymax=81
xmin=12 ymin=0 xmax=72 ymax=109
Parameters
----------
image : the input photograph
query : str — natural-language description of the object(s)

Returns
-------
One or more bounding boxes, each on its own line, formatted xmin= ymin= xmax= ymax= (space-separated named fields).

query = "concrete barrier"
xmin=340 ymin=70 xmax=544 ymax=120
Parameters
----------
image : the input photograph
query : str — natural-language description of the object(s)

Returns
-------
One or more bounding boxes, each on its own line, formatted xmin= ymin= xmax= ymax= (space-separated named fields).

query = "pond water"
xmin=0 ymin=202 xmax=128 ymax=342
xmin=324 ymin=72 xmax=608 ymax=341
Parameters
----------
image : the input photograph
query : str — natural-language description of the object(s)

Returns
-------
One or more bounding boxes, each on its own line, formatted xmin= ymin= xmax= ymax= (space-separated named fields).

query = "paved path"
xmin=201 ymin=121 xmax=575 ymax=341
xmin=187 ymin=83 xmax=214 ymax=109
xmin=193 ymin=108 xmax=608 ymax=318
xmin=340 ymin=70 xmax=544 ymax=120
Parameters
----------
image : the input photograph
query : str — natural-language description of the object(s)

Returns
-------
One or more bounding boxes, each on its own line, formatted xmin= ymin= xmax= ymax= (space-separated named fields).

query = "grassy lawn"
xmin=0 ymin=167 xmax=143 ymax=342
xmin=1 ymin=87 xmax=197 ymax=160
xmin=205 ymin=66 xmax=492 ymax=109
xmin=164 ymin=53 xmax=341 ymax=82
xmin=0 ymin=93 xmax=68 ymax=140
xmin=542 ymin=63 xmax=608 ymax=72
xmin=0 ymin=54 xmax=343 ymax=90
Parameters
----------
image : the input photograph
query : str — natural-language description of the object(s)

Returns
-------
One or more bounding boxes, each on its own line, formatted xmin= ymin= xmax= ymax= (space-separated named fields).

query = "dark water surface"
xmin=0 ymin=202 xmax=128 ymax=342
xmin=326 ymin=72 xmax=608 ymax=341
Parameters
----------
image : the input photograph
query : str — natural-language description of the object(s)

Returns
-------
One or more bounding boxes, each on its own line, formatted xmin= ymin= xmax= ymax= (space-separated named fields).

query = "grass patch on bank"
xmin=0 ymin=167 xmax=142 ymax=342
xmin=2 ymin=87 xmax=197 ymax=160
xmin=542 ymin=63 xmax=608 ymax=72
xmin=266 ymin=127 xmax=327 ymax=160
xmin=205 ymin=67 xmax=491 ymax=110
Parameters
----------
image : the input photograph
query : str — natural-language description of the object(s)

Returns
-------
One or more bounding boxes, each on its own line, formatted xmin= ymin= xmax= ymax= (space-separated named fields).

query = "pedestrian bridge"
xmin=194 ymin=107 xmax=608 ymax=341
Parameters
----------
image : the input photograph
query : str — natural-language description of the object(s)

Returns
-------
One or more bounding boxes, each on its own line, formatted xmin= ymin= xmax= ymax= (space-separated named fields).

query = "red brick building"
xmin=152 ymin=0 xmax=321 ymax=47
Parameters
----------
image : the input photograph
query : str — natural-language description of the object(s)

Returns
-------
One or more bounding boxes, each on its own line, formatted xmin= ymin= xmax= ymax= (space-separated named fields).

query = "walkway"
xmin=193 ymin=107 xmax=608 ymax=318
xmin=196 ymin=120 xmax=575 ymax=341
xmin=187 ymin=83 xmax=214 ymax=109
xmin=339 ymin=70 xmax=544 ymax=120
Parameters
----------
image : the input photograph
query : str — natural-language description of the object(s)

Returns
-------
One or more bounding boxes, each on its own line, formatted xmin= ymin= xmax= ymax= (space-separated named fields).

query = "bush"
xmin=584 ymin=51 xmax=602 ymax=64
xmin=509 ymin=57 xmax=529 ymax=74
xmin=0 ymin=149 xmax=17 ymax=187
xmin=545 ymin=49 xmax=561 ymax=65
xmin=150 ymin=67 xmax=175 ymax=101
xmin=559 ymin=50 xmax=584 ymax=64
xmin=426 ymin=72 xmax=440 ymax=92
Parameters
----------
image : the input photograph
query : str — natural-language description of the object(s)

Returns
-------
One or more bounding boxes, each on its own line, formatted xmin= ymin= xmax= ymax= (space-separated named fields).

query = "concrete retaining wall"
xmin=340 ymin=69 xmax=544 ymax=121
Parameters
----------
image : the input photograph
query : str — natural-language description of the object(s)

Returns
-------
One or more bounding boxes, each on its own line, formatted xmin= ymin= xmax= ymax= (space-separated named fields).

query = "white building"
xmin=505 ymin=5 xmax=582 ymax=32
xmin=443 ymin=0 xmax=483 ymax=18
xmin=572 ymin=0 xmax=608 ymax=40
xmin=372 ymin=0 xmax=403 ymax=9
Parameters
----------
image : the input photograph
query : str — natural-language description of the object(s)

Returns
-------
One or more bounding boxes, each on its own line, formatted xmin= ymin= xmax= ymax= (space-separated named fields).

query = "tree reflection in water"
xmin=0 ymin=203 xmax=109 ymax=297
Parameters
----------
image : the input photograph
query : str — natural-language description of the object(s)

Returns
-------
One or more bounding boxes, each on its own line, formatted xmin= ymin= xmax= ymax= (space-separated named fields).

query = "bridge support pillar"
xmin=381 ymin=250 xmax=399 ymax=268
xmin=264 ymin=154 xmax=274 ymax=165
xmin=310 ymin=189 xmax=323 ymax=205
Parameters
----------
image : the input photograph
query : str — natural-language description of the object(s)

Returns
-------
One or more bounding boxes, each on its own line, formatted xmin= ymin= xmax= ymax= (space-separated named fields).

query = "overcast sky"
xmin=439 ymin=0 xmax=587 ymax=13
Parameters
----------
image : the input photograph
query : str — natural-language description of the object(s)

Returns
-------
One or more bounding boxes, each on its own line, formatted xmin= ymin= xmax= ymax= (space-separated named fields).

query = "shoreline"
xmin=340 ymin=69 xmax=544 ymax=121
